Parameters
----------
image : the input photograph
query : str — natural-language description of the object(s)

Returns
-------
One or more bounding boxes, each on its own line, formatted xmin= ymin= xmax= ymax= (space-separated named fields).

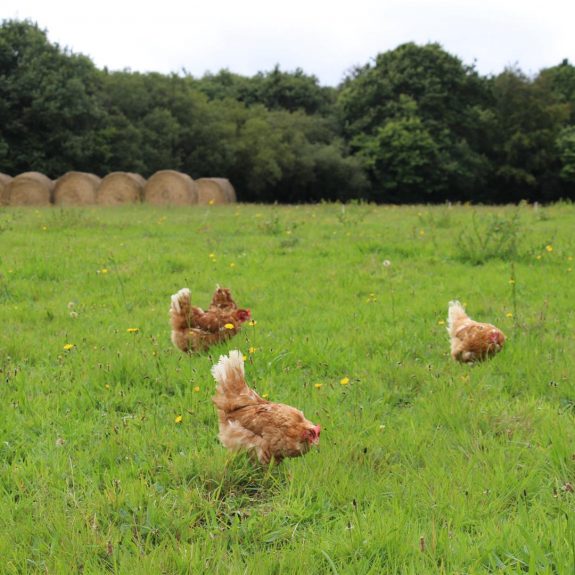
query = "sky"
xmin=2 ymin=0 xmax=574 ymax=86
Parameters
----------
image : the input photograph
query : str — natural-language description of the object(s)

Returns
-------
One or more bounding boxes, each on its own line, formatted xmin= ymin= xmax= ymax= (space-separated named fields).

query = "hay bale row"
xmin=0 ymin=171 xmax=237 ymax=206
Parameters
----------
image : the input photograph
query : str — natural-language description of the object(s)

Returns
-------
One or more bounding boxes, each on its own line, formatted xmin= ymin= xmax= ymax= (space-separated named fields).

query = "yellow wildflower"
xmin=249 ymin=347 xmax=257 ymax=354
xmin=340 ymin=377 xmax=350 ymax=385
xmin=248 ymin=320 xmax=257 ymax=326
xmin=175 ymin=415 xmax=183 ymax=424
xmin=506 ymin=312 xmax=513 ymax=318
xmin=314 ymin=383 xmax=323 ymax=389
xmin=262 ymin=393 xmax=269 ymax=399
xmin=508 ymin=279 xmax=515 ymax=284
xmin=437 ymin=320 xmax=445 ymax=325
xmin=419 ymin=229 xmax=425 ymax=236
xmin=229 ymin=262 xmax=236 ymax=268
xmin=208 ymin=199 xmax=215 ymax=205
xmin=63 ymin=343 xmax=75 ymax=351
xmin=193 ymin=386 xmax=200 ymax=393
xmin=243 ymin=355 xmax=247 ymax=361
xmin=536 ymin=255 xmax=542 ymax=260
xmin=224 ymin=323 xmax=235 ymax=330
xmin=127 ymin=328 xmax=139 ymax=333
xmin=546 ymin=245 xmax=553 ymax=252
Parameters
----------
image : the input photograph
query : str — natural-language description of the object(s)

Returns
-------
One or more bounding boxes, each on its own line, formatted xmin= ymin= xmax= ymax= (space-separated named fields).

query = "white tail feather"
xmin=211 ymin=350 xmax=245 ymax=387
xmin=447 ymin=300 xmax=468 ymax=335
xmin=170 ymin=288 xmax=190 ymax=314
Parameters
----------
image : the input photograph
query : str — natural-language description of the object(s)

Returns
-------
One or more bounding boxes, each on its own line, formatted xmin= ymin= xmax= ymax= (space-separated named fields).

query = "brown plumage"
xmin=447 ymin=300 xmax=506 ymax=363
xmin=169 ymin=287 xmax=251 ymax=352
xmin=211 ymin=351 xmax=321 ymax=465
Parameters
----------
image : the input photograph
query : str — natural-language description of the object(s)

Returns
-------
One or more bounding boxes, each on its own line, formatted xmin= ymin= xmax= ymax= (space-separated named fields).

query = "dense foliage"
xmin=1 ymin=20 xmax=574 ymax=203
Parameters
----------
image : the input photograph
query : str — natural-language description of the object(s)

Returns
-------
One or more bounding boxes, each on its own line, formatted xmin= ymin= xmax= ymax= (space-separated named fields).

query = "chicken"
xmin=170 ymin=287 xmax=251 ymax=352
xmin=447 ymin=300 xmax=506 ymax=363
xmin=211 ymin=351 xmax=321 ymax=465
xmin=208 ymin=286 xmax=238 ymax=312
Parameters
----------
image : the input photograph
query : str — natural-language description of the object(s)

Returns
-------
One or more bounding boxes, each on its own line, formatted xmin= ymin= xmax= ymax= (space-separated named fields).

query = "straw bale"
xmin=8 ymin=172 xmax=53 ymax=206
xmin=196 ymin=178 xmax=229 ymax=205
xmin=216 ymin=178 xmax=237 ymax=203
xmin=97 ymin=172 xmax=145 ymax=205
xmin=54 ymin=171 xmax=100 ymax=205
xmin=144 ymin=170 xmax=198 ymax=205
xmin=0 ymin=173 xmax=12 ymax=206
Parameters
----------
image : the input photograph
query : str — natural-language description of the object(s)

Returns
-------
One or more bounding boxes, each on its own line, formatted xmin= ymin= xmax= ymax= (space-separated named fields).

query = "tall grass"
xmin=0 ymin=202 xmax=574 ymax=573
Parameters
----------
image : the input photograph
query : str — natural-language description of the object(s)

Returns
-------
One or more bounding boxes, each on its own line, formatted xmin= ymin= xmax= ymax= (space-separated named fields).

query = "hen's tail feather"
xmin=170 ymin=288 xmax=192 ymax=329
xmin=169 ymin=288 xmax=193 ymax=352
xmin=211 ymin=351 xmax=264 ymax=415
xmin=447 ymin=300 xmax=469 ymax=336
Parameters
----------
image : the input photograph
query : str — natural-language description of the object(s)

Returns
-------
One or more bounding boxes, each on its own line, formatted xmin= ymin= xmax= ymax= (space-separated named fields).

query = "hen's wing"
xmin=451 ymin=322 xmax=504 ymax=362
xmin=187 ymin=326 xmax=239 ymax=352
xmin=209 ymin=287 xmax=237 ymax=312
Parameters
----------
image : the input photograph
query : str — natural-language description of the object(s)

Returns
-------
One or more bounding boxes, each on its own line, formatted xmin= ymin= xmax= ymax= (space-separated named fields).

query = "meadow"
xmin=0 ymin=201 xmax=574 ymax=574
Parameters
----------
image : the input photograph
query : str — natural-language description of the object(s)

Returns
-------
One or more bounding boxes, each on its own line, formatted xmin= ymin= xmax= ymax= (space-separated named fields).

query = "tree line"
xmin=1 ymin=19 xmax=574 ymax=203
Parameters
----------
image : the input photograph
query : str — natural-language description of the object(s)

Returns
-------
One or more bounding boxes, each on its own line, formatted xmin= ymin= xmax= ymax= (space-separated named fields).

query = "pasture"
xmin=0 ymin=202 xmax=574 ymax=573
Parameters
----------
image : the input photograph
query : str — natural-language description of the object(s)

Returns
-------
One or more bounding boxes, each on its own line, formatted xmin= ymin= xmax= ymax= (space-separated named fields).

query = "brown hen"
xmin=211 ymin=351 xmax=321 ymax=465
xmin=447 ymin=300 xmax=506 ymax=363
xmin=170 ymin=287 xmax=250 ymax=352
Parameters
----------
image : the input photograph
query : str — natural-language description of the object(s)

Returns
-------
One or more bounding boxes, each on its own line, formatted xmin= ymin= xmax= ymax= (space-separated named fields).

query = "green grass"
xmin=0 ymin=201 xmax=574 ymax=574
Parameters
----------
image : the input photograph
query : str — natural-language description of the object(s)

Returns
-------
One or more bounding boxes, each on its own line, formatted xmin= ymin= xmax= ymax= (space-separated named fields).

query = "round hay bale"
xmin=217 ymin=178 xmax=237 ymax=203
xmin=54 ymin=171 xmax=100 ymax=205
xmin=97 ymin=172 xmax=145 ymax=205
xmin=144 ymin=170 xmax=198 ymax=205
xmin=196 ymin=178 xmax=229 ymax=205
xmin=8 ymin=172 xmax=53 ymax=206
xmin=0 ymin=173 xmax=13 ymax=206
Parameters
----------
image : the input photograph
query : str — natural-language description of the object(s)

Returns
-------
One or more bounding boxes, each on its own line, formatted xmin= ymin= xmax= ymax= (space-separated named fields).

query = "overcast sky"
xmin=2 ymin=0 xmax=574 ymax=86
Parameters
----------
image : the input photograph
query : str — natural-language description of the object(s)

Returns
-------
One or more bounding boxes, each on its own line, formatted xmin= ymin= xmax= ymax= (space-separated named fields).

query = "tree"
xmin=556 ymin=127 xmax=575 ymax=185
xmin=539 ymin=59 xmax=575 ymax=124
xmin=337 ymin=43 xmax=490 ymax=202
xmin=353 ymin=99 xmax=445 ymax=202
xmin=486 ymin=68 xmax=570 ymax=201
xmin=197 ymin=66 xmax=336 ymax=116
xmin=0 ymin=20 xmax=108 ymax=175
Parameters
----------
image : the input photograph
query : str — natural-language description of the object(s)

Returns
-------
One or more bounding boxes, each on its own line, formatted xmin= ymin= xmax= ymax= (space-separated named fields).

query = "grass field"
xmin=0 ymin=201 xmax=574 ymax=574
